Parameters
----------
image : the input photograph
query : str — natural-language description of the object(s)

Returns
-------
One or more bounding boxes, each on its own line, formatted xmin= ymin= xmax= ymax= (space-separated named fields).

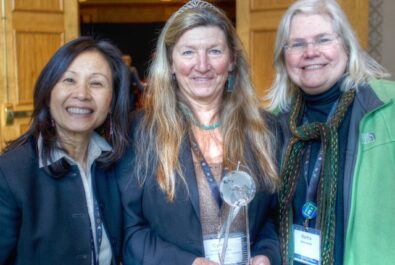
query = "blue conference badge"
xmin=302 ymin=202 xmax=317 ymax=219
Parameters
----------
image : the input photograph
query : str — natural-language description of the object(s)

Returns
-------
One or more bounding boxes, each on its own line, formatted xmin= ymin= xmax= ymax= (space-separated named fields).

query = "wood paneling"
xmin=339 ymin=0 xmax=369 ymax=49
xmin=0 ymin=0 xmax=77 ymax=148
xmin=0 ymin=1 xmax=6 ymax=105
xmin=13 ymin=12 xmax=65 ymax=32
xmin=16 ymin=32 xmax=62 ymax=104
xmin=237 ymin=0 xmax=288 ymax=102
xmin=251 ymin=0 xmax=292 ymax=10
xmin=250 ymin=30 xmax=276 ymax=99
xmin=64 ymin=0 xmax=79 ymax=41
xmin=13 ymin=0 xmax=63 ymax=12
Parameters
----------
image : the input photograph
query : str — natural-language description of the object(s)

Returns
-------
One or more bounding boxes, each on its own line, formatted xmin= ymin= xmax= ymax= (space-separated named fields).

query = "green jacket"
xmin=344 ymin=79 xmax=395 ymax=265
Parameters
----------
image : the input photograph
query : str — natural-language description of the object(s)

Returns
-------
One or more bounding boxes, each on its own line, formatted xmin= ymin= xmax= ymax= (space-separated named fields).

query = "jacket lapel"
xmin=179 ymin=135 xmax=201 ymax=219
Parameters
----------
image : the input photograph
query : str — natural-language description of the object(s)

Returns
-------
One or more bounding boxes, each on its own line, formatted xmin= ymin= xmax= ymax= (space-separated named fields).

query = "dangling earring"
xmin=109 ymin=115 xmax=113 ymax=138
xmin=227 ymin=72 xmax=234 ymax=92
xmin=172 ymin=73 xmax=176 ymax=81
xmin=106 ymin=114 xmax=113 ymax=139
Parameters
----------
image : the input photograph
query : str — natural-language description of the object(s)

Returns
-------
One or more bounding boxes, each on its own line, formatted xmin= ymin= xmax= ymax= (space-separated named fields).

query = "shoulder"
xmin=0 ymin=140 xmax=37 ymax=172
xmin=258 ymin=108 xmax=286 ymax=154
xmin=259 ymin=108 xmax=290 ymax=138
xmin=117 ymin=110 xmax=145 ymax=178
xmin=368 ymin=79 xmax=395 ymax=102
xmin=0 ymin=140 xmax=38 ymax=193
xmin=258 ymin=109 xmax=279 ymax=129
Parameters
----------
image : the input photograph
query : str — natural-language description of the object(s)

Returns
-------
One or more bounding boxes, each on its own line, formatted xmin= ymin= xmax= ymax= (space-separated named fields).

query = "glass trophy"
xmin=217 ymin=164 xmax=256 ymax=265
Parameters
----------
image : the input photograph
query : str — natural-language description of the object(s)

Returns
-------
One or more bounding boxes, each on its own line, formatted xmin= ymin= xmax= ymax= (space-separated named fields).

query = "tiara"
xmin=174 ymin=0 xmax=219 ymax=17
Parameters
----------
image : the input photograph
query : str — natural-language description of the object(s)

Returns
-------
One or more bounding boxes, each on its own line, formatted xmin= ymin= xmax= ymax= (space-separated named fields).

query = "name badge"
xmin=293 ymin=225 xmax=321 ymax=265
xmin=203 ymin=232 xmax=247 ymax=264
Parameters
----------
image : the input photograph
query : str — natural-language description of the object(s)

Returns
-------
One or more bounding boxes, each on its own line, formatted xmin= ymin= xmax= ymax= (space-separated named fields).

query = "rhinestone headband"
xmin=174 ymin=0 xmax=219 ymax=17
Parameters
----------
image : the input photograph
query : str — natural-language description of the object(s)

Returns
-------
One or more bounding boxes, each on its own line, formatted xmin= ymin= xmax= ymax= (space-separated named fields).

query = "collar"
xmin=38 ymin=132 xmax=112 ymax=168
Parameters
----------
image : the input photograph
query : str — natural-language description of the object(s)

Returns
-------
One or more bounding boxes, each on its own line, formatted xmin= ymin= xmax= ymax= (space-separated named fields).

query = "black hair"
xmin=4 ymin=36 xmax=130 ymax=172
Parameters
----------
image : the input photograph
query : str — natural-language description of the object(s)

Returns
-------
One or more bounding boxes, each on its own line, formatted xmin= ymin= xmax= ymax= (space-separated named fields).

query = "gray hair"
xmin=267 ymin=0 xmax=389 ymax=112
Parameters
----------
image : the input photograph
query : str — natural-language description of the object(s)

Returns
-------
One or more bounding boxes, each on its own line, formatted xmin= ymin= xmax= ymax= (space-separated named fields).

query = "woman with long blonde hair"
xmin=119 ymin=1 xmax=282 ymax=264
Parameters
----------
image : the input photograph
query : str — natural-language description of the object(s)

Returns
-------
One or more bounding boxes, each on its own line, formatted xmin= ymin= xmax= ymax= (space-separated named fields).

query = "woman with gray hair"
xmin=118 ymin=0 xmax=282 ymax=264
xmin=267 ymin=0 xmax=395 ymax=265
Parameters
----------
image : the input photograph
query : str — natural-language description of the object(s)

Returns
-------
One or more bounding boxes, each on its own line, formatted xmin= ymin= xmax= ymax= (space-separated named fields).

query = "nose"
xmin=195 ymin=52 xmax=210 ymax=72
xmin=304 ymin=42 xmax=320 ymax=57
xmin=74 ymin=82 xmax=91 ymax=100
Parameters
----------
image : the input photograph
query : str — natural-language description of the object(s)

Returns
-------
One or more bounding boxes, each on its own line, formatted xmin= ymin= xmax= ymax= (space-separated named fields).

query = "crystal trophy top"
xmin=220 ymin=170 xmax=256 ymax=207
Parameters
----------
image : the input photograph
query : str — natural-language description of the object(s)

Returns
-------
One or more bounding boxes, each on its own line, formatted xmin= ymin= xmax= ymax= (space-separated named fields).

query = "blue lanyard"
xmin=190 ymin=133 xmax=223 ymax=209
xmin=90 ymin=195 xmax=103 ymax=265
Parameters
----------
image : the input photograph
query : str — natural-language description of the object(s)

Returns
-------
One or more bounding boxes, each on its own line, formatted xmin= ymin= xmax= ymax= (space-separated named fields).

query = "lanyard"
xmin=302 ymin=100 xmax=338 ymax=221
xmin=190 ymin=133 xmax=223 ymax=209
xmin=303 ymin=143 xmax=324 ymax=203
xmin=90 ymin=195 xmax=103 ymax=265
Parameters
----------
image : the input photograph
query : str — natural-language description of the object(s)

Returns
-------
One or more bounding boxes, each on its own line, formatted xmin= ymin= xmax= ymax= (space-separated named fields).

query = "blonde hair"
xmin=135 ymin=3 xmax=279 ymax=200
xmin=267 ymin=0 xmax=389 ymax=112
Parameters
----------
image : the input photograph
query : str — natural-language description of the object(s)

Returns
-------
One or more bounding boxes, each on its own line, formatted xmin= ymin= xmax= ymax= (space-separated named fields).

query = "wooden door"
xmin=236 ymin=0 xmax=368 ymax=104
xmin=0 ymin=0 xmax=78 ymax=150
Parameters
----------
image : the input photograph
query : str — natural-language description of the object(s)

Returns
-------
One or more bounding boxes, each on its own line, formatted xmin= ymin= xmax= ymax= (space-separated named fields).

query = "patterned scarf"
xmin=279 ymin=89 xmax=355 ymax=265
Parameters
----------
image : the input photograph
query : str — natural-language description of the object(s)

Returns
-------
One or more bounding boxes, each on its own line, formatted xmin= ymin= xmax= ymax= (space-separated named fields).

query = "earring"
xmin=109 ymin=115 xmax=113 ymax=138
xmin=106 ymin=114 xmax=113 ymax=139
xmin=227 ymin=72 xmax=234 ymax=92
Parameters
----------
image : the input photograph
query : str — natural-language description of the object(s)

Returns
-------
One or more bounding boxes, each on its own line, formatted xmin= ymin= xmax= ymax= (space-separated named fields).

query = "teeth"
xmin=194 ymin=76 xmax=212 ymax=79
xmin=304 ymin=65 xmax=323 ymax=70
xmin=67 ymin=107 xmax=92 ymax=114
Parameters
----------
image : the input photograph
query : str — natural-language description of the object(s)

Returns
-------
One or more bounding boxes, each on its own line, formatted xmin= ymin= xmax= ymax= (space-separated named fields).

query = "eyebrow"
xmin=63 ymin=71 xmax=111 ymax=82
xmin=91 ymin=73 xmax=112 ymax=84
xmin=289 ymin=32 xmax=334 ymax=41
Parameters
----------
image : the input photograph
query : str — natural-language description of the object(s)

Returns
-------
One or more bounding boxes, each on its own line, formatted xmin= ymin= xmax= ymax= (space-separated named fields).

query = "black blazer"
xmin=119 ymin=113 xmax=281 ymax=265
xmin=0 ymin=138 xmax=123 ymax=265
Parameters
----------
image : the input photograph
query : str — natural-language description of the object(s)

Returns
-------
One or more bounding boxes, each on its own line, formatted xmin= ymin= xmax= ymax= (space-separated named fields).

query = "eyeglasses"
xmin=284 ymin=34 xmax=340 ymax=54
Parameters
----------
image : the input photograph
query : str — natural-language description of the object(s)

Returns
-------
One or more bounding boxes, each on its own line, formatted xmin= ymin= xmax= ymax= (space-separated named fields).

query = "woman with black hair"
xmin=0 ymin=36 xmax=130 ymax=265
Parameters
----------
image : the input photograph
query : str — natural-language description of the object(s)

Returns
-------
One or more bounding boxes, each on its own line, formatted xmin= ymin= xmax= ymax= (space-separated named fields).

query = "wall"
xmin=382 ymin=0 xmax=395 ymax=79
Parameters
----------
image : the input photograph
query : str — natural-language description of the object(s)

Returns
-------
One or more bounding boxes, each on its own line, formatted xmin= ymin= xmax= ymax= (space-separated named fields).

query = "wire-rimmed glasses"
xmin=284 ymin=33 xmax=340 ymax=54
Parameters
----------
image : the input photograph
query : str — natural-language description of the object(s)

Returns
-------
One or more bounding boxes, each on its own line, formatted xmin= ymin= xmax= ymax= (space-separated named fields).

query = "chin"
xmin=302 ymin=86 xmax=329 ymax=95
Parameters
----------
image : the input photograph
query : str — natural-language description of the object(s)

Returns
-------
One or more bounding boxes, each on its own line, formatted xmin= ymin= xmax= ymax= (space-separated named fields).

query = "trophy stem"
xmin=245 ymin=204 xmax=251 ymax=265
xmin=219 ymin=206 xmax=238 ymax=264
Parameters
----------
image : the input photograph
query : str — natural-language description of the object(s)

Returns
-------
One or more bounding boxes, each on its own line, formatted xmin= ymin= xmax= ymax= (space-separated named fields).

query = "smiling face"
xmin=50 ymin=50 xmax=113 ymax=140
xmin=171 ymin=26 xmax=233 ymax=108
xmin=285 ymin=13 xmax=348 ymax=95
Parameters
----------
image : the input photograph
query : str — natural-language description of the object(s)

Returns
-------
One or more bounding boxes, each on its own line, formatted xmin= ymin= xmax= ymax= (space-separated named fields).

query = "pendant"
xmin=302 ymin=201 xmax=317 ymax=219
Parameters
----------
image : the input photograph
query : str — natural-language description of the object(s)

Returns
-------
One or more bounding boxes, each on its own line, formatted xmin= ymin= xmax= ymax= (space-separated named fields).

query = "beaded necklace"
xmin=180 ymin=106 xmax=221 ymax=130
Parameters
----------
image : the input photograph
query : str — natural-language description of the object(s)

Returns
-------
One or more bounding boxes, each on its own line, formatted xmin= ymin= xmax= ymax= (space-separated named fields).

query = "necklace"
xmin=180 ymin=106 xmax=221 ymax=130
xmin=191 ymin=119 xmax=220 ymax=130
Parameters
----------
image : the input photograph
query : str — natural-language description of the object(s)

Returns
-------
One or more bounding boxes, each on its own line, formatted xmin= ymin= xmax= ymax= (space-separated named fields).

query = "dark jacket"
xmin=119 ymin=111 xmax=282 ymax=265
xmin=0 ymin=138 xmax=123 ymax=265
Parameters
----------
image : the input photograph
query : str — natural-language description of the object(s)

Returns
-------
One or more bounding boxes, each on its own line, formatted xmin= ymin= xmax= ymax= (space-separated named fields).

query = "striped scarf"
xmin=279 ymin=89 xmax=355 ymax=265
